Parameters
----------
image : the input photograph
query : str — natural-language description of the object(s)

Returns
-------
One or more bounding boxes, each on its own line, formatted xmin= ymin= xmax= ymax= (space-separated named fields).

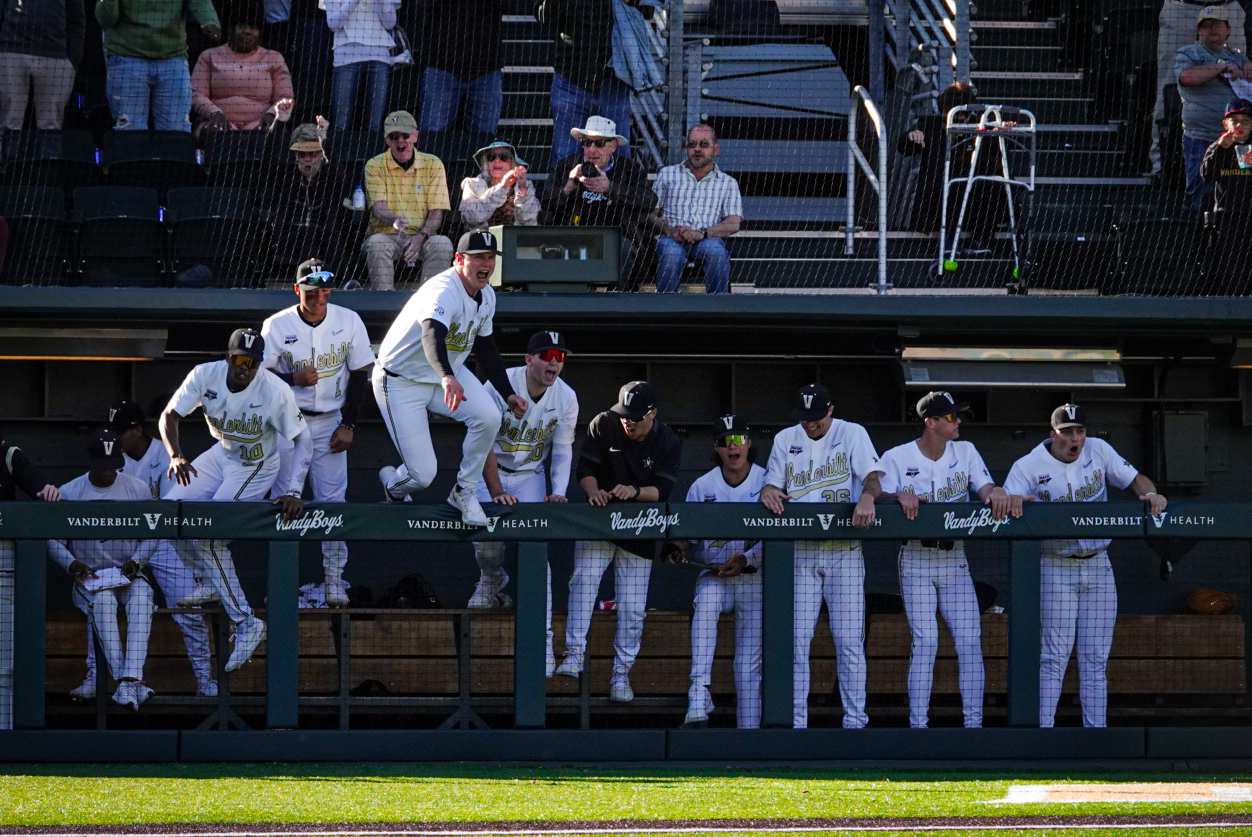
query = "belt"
xmin=906 ymin=538 xmax=956 ymax=551
xmin=1065 ymin=553 xmax=1097 ymax=560
xmin=301 ymin=409 xmax=326 ymax=417
xmin=384 ymin=367 xmax=400 ymax=377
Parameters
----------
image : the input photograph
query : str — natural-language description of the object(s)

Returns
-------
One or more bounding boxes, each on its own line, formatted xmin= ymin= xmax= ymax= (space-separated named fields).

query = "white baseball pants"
xmin=691 ymin=570 xmax=763 ymax=729
xmin=1039 ymin=551 xmax=1117 ymax=728
xmin=374 ymin=367 xmax=503 ymax=496
xmin=793 ymin=539 xmax=867 ymax=729
xmin=273 ymin=411 xmax=348 ymax=577
xmin=564 ymin=540 xmax=653 ymax=676
xmin=899 ymin=546 xmax=984 ymax=729
xmin=72 ymin=577 xmax=155 ymax=683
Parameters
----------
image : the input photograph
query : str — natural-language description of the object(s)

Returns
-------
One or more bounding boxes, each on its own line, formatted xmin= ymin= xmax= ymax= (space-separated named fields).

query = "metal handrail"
xmin=846 ymin=85 xmax=889 ymax=294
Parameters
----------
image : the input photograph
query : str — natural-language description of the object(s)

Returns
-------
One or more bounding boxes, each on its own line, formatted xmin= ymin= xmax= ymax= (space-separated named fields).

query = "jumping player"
xmin=470 ymin=330 xmax=579 ymax=679
xmin=374 ymin=229 xmax=526 ymax=526
xmin=262 ymin=259 xmax=375 ymax=606
xmin=160 ymin=328 xmax=310 ymax=673
xmin=761 ymin=383 xmax=883 ymax=729
xmin=877 ymin=391 xmax=1021 ymax=729
xmin=1004 ymin=403 xmax=1167 ymax=728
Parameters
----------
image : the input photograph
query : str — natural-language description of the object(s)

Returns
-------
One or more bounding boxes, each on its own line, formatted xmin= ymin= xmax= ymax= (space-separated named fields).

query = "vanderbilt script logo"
xmin=943 ymin=507 xmax=1010 ymax=534
xmin=276 ymin=508 xmax=344 ymax=536
xmin=610 ymin=508 xmax=679 ymax=535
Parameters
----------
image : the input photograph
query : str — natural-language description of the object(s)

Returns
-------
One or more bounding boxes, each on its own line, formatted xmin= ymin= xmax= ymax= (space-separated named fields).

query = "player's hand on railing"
xmin=273 ymin=494 xmax=304 ymax=521
xmin=544 ymin=494 xmax=568 ymax=503
xmin=852 ymin=494 xmax=877 ymax=528
xmin=36 ymin=484 xmax=61 ymax=501
xmin=898 ymin=491 xmax=924 ymax=520
xmin=492 ymin=492 xmax=519 ymax=505
xmin=760 ymin=484 xmax=789 ymax=515
xmin=985 ymin=486 xmax=1013 ymax=520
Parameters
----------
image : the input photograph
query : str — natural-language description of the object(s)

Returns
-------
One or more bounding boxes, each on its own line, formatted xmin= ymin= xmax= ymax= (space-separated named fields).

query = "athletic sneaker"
xmin=137 ymin=684 xmax=155 ymax=706
xmin=378 ymin=465 xmax=409 ymax=502
xmin=467 ymin=570 xmax=511 ymax=609
xmin=684 ymin=685 xmax=712 ymax=725
xmin=177 ymin=582 xmax=220 ymax=608
xmin=225 ymin=616 xmax=266 ymax=672
xmin=69 ymin=678 xmax=96 ymax=700
xmin=448 ymin=484 xmax=488 ymax=527
xmin=554 ymin=652 xmax=583 ymax=678
xmin=324 ymin=578 xmax=350 ymax=608
xmin=196 ymin=678 xmax=219 ymax=698
xmin=112 ymin=681 xmax=140 ymax=711
xmin=609 ymin=672 xmax=634 ymax=703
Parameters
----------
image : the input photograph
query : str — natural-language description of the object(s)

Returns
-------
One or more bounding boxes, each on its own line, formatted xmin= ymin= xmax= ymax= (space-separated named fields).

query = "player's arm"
xmin=575 ymin=418 xmax=610 ymax=505
xmin=852 ymin=471 xmax=882 ymax=528
xmin=974 ymin=482 xmax=1017 ymax=519
xmin=330 ymin=365 xmax=372 ymax=453
xmin=546 ymin=441 xmax=573 ymax=502
xmin=579 ymin=474 xmax=610 ymax=506
xmin=271 ymin=425 xmax=311 ymax=521
xmin=159 ymin=406 xmax=197 ymax=485
xmin=483 ymin=450 xmax=517 ymax=505
xmin=1129 ymin=473 xmax=1167 ymax=515
xmin=472 ymin=334 xmax=523 ymax=418
xmin=420 ymin=319 xmax=464 ymax=408
xmin=8 ymin=446 xmax=61 ymax=501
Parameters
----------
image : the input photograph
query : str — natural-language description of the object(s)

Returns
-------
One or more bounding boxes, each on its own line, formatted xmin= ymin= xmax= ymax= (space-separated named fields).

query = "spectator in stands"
xmin=321 ymin=0 xmax=400 ymax=132
xmin=418 ymin=0 xmax=504 ymax=134
xmin=191 ymin=11 xmax=295 ymax=138
xmin=1176 ymin=5 xmax=1252 ymax=219
xmin=1151 ymin=0 xmax=1246 ymax=177
xmin=0 ymin=426 xmax=61 ymax=730
xmin=459 ymin=140 xmax=540 ymax=234
xmin=1200 ymin=98 xmax=1252 ymax=294
xmin=95 ymin=0 xmax=221 ymax=132
xmin=49 ymin=430 xmax=158 ymax=712
xmin=0 ymin=0 xmax=83 ymax=130
xmin=362 ymin=110 xmax=455 ymax=289
xmin=542 ymin=115 xmax=656 ymax=289
xmin=270 ymin=122 xmax=361 ymax=282
xmin=653 ymin=123 xmax=743 ymax=294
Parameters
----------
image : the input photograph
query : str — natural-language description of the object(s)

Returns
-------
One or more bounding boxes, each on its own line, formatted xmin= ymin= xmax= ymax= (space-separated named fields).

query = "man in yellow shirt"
xmin=362 ymin=110 xmax=454 ymax=289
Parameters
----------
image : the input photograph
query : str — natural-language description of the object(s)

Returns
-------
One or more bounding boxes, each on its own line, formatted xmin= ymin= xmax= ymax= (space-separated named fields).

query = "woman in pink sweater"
xmin=191 ymin=12 xmax=294 ymax=138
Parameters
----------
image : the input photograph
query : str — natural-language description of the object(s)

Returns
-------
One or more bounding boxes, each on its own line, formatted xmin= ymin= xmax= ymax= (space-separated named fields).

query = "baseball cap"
xmin=289 ymin=123 xmax=322 ymax=152
xmin=457 ymin=229 xmax=501 ymax=255
xmin=1226 ymin=98 xmax=1252 ymax=119
xmin=791 ymin=383 xmax=833 ymax=422
xmin=1199 ymin=5 xmax=1232 ymax=24
xmin=526 ymin=330 xmax=570 ymax=355
xmin=1051 ymin=403 xmax=1088 ymax=430
xmin=570 ymin=115 xmax=629 ymax=145
xmin=295 ymin=258 xmax=335 ymax=289
xmin=87 ymin=428 xmax=125 ymax=470
xmin=382 ymin=110 xmax=418 ymax=135
xmin=713 ymin=413 xmax=750 ymax=442
xmin=609 ymin=381 xmax=657 ymax=421
xmin=108 ymin=401 xmax=145 ymax=434
xmin=916 ymin=391 xmax=970 ymax=420
xmin=227 ymin=327 xmax=265 ymax=360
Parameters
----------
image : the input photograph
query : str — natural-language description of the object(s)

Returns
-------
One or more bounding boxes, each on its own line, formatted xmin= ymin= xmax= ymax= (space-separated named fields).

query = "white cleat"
xmin=448 ymin=484 xmax=488 ymax=526
xmin=177 ymin=583 xmax=220 ymax=608
xmin=112 ymin=681 xmax=140 ymax=711
xmin=684 ymin=685 xmax=712 ymax=726
xmin=137 ymin=684 xmax=155 ymax=706
xmin=467 ymin=570 xmax=511 ymax=609
xmin=69 ymin=678 xmax=96 ymax=700
xmin=378 ymin=466 xmax=410 ymax=502
xmin=225 ymin=616 xmax=266 ymax=672
xmin=609 ymin=672 xmax=634 ymax=703
xmin=196 ymin=678 xmax=219 ymax=698
xmin=553 ymin=653 xmax=583 ymax=679
xmin=324 ymin=578 xmax=350 ymax=608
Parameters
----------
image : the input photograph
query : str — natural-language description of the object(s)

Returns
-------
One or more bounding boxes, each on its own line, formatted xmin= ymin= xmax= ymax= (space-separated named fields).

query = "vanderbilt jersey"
xmin=49 ymin=472 xmax=157 ymax=571
xmin=879 ymin=439 xmax=992 ymax=503
xmin=685 ymin=463 xmax=767 ymax=567
xmin=166 ymin=362 xmax=306 ymax=465
xmin=765 ymin=420 xmax=881 ymax=504
xmin=376 ymin=266 xmax=496 ymax=384
xmin=121 ymin=435 xmax=173 ymax=499
xmin=486 ymin=366 xmax=579 ymax=474
xmin=261 ymin=303 xmax=376 ymax=413
xmin=1004 ymin=436 xmax=1140 ymax=558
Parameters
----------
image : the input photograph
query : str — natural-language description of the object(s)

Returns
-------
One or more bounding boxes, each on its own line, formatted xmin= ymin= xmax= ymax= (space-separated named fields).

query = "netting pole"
xmin=761 ymin=539 xmax=794 ymax=728
xmin=514 ymin=541 xmax=548 ymax=729
xmin=267 ymin=541 xmax=299 ymax=730
xmin=1007 ymin=539 xmax=1041 ymax=727
xmin=12 ymin=539 xmax=45 ymax=730
xmin=666 ymin=0 xmax=686 ymax=165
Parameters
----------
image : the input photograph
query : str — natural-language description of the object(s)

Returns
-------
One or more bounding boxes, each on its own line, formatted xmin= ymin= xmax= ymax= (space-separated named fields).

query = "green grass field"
xmin=2 ymin=765 xmax=1251 ymax=829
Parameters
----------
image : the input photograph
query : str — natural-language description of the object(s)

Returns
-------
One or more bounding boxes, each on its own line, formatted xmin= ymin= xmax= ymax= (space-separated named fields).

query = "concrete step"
xmin=971 ymin=20 xmax=1060 ymax=48
xmin=972 ymin=45 xmax=1062 ymax=74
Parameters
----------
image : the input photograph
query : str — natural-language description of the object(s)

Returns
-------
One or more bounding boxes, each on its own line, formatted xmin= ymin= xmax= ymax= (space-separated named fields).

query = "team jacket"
xmin=0 ymin=440 xmax=52 ymax=502
xmin=685 ymin=463 xmax=767 ymax=568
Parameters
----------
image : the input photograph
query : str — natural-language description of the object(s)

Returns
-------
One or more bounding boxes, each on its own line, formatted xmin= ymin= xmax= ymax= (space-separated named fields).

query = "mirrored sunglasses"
xmin=299 ymin=270 xmax=335 ymax=288
xmin=580 ymin=138 xmax=611 ymax=148
xmin=230 ymin=354 xmax=258 ymax=369
xmin=934 ymin=412 xmax=961 ymax=423
xmin=716 ymin=433 xmax=749 ymax=447
xmin=535 ymin=348 xmax=565 ymax=363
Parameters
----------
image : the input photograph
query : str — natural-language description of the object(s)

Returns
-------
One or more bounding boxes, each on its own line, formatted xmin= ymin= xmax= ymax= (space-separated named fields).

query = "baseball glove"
xmin=1185 ymin=588 xmax=1238 ymax=615
xmin=659 ymin=541 xmax=686 ymax=564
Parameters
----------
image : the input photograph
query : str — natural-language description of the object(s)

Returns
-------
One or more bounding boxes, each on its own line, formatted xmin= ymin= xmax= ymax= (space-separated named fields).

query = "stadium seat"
xmin=72 ymin=186 xmax=167 ymax=287
xmin=1111 ymin=216 xmax=1206 ymax=296
xmin=200 ymin=131 xmax=285 ymax=193
xmin=166 ymin=187 xmax=265 ymax=288
xmin=0 ymin=130 xmax=102 ymax=193
xmin=101 ymin=131 xmax=203 ymax=195
xmin=0 ymin=186 xmax=72 ymax=285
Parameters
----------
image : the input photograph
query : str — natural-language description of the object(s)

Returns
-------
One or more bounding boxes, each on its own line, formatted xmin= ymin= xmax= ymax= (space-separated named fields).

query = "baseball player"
xmin=675 ymin=414 xmax=766 ymax=728
xmin=0 ymin=428 xmax=61 ymax=730
xmin=374 ymin=229 xmax=525 ymax=526
xmin=262 ymin=259 xmax=376 ymax=607
xmin=59 ymin=401 xmax=218 ymax=701
xmin=160 ymin=328 xmax=311 ymax=673
xmin=877 ymin=391 xmax=1022 ymax=730
xmin=471 ymin=330 xmax=579 ymax=678
xmin=1004 ymin=403 xmax=1167 ymax=728
xmin=761 ymin=383 xmax=883 ymax=729
xmin=49 ymin=430 xmax=160 ymax=711
xmin=555 ymin=381 xmax=683 ymax=703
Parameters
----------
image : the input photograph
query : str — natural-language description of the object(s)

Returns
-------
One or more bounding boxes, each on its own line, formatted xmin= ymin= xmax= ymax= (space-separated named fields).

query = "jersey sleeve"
xmin=416 ymin=281 xmax=457 ymax=330
xmin=1099 ymin=439 xmax=1140 ymax=490
xmin=555 ymin=387 xmax=579 ymax=447
xmin=848 ymin=424 xmax=883 ymax=479
xmin=877 ymin=447 xmax=901 ymax=493
xmin=166 ymin=365 xmax=207 ymax=418
xmin=268 ymin=377 xmax=309 ymax=441
xmin=260 ymin=314 xmax=282 ymax=369
xmin=764 ymin=434 xmax=787 ymax=489
xmin=347 ymin=314 xmax=377 ymax=369
xmin=476 ymin=289 xmax=496 ymax=338
xmin=1003 ymin=455 xmax=1035 ymax=498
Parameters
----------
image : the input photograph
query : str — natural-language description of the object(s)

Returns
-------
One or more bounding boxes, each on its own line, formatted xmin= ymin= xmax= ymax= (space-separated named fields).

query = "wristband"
xmin=631 ymin=485 xmax=641 ymax=500
xmin=338 ymin=421 xmax=355 ymax=431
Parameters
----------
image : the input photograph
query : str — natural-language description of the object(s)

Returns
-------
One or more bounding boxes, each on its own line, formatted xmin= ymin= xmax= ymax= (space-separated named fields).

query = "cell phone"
xmin=580 ymin=162 xmax=598 ymax=179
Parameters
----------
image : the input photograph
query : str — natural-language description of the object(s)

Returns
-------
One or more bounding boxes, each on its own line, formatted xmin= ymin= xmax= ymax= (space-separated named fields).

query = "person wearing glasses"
xmin=652 ymin=123 xmax=743 ymax=294
xmin=555 ymin=381 xmax=683 ymax=704
xmin=876 ymin=391 xmax=1021 ymax=730
xmin=542 ymin=115 xmax=656 ymax=290
xmin=362 ymin=110 xmax=455 ymax=290
xmin=459 ymin=140 xmax=540 ymax=235
xmin=159 ymin=328 xmax=310 ymax=673
xmin=261 ymin=260 xmax=376 ymax=607
xmin=468 ymin=331 xmax=579 ymax=677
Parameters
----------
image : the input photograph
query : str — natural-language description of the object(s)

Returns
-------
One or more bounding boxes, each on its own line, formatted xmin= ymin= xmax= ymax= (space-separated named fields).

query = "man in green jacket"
xmin=95 ymin=0 xmax=221 ymax=131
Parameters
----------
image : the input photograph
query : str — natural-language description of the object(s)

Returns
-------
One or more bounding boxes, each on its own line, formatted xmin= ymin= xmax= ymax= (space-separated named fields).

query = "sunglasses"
xmin=484 ymin=151 xmax=514 ymax=163
xmin=932 ymin=412 xmax=961 ymax=423
xmin=621 ymin=413 xmax=651 ymax=425
xmin=686 ymin=140 xmax=714 ymax=149
xmin=299 ymin=270 xmax=335 ymax=288
xmin=230 ymin=354 xmax=258 ymax=370
xmin=716 ymin=434 xmax=749 ymax=447
xmin=534 ymin=348 xmax=565 ymax=363
xmin=580 ymin=138 xmax=611 ymax=148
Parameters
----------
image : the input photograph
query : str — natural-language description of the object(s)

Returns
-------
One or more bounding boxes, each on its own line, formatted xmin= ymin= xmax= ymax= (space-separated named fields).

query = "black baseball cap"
xmin=609 ymin=381 xmax=657 ymax=421
xmin=87 ymin=428 xmax=125 ymax=470
xmin=1227 ymin=98 xmax=1252 ymax=120
xmin=108 ymin=401 xmax=145 ymax=434
xmin=916 ymin=391 xmax=970 ymax=420
xmin=527 ymin=330 xmax=570 ymax=355
xmin=1051 ymin=403 xmax=1088 ymax=430
xmin=227 ymin=327 xmax=265 ymax=360
xmin=295 ymin=258 xmax=336 ymax=289
xmin=714 ymin=413 xmax=750 ymax=442
xmin=791 ymin=383 xmax=833 ymax=422
xmin=457 ymin=229 xmax=501 ymax=255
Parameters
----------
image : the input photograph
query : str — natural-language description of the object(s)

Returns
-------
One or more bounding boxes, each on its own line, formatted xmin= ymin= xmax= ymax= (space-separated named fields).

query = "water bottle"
xmin=195 ymin=149 xmax=204 ymax=166
xmin=351 ymin=185 xmax=366 ymax=211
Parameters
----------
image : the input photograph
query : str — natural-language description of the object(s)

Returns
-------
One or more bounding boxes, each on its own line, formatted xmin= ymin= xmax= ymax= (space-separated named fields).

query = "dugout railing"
xmin=3 ymin=499 xmax=1251 ymax=762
